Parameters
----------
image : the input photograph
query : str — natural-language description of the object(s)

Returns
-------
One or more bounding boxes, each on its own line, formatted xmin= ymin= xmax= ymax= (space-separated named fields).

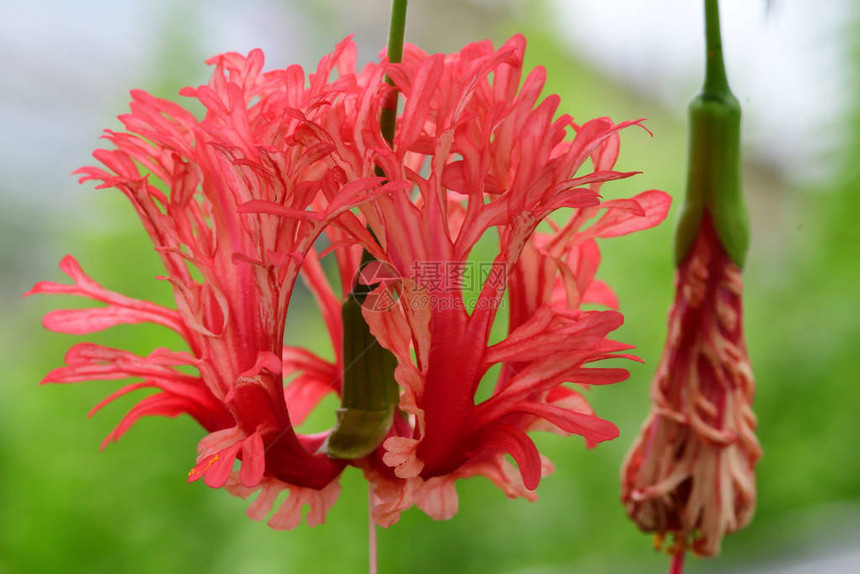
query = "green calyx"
xmin=324 ymin=261 xmax=400 ymax=460
xmin=675 ymin=0 xmax=750 ymax=268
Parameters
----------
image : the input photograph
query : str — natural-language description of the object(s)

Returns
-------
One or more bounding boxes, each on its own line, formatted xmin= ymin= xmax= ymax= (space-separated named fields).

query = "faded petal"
xmin=620 ymin=214 xmax=760 ymax=557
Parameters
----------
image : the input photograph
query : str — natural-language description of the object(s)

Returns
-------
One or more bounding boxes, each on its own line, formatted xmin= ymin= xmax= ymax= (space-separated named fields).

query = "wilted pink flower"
xmin=252 ymin=35 xmax=671 ymax=523
xmin=620 ymin=213 xmax=761 ymax=557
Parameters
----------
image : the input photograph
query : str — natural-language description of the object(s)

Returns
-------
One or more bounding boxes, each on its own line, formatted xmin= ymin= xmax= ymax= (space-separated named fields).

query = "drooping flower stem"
xmin=669 ymin=550 xmax=686 ymax=574
xmin=369 ymin=485 xmax=378 ymax=574
xmin=675 ymin=0 xmax=749 ymax=268
xmin=703 ymin=0 xmax=729 ymax=96
xmin=380 ymin=0 xmax=408 ymax=146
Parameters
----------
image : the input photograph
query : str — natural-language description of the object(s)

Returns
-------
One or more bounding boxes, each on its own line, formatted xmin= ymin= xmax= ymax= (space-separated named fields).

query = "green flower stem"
xmin=675 ymin=0 xmax=750 ymax=268
xmin=380 ymin=0 xmax=408 ymax=146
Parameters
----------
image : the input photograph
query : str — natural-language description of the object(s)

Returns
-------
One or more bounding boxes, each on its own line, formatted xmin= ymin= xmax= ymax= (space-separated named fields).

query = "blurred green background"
xmin=2 ymin=1 xmax=858 ymax=573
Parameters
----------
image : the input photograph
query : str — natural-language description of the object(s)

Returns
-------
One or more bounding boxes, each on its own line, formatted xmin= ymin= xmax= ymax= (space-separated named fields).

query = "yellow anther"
xmin=188 ymin=454 xmax=219 ymax=478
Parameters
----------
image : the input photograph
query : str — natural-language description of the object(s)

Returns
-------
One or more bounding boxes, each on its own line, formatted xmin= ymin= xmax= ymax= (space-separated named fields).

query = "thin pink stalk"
xmin=669 ymin=550 xmax=685 ymax=574
xmin=369 ymin=485 xmax=378 ymax=574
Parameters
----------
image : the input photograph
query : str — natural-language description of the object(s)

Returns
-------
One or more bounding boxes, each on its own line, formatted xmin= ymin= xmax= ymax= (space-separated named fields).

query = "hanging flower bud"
xmin=620 ymin=0 xmax=762 ymax=561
